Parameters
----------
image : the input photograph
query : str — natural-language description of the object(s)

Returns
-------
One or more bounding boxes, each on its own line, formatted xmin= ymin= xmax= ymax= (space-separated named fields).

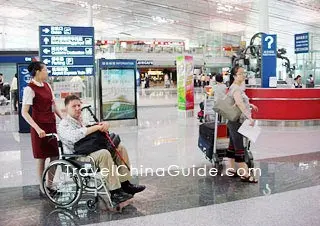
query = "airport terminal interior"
xmin=0 ymin=0 xmax=320 ymax=225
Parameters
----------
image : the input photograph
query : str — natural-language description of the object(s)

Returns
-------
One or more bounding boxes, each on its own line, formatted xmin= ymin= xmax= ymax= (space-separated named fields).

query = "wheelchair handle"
xmin=81 ymin=105 xmax=92 ymax=111
xmin=46 ymin=133 xmax=60 ymax=141
xmin=81 ymin=105 xmax=99 ymax=123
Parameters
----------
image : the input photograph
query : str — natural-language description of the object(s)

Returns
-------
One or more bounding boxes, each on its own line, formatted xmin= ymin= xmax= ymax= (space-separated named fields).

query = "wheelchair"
xmin=41 ymin=133 xmax=123 ymax=212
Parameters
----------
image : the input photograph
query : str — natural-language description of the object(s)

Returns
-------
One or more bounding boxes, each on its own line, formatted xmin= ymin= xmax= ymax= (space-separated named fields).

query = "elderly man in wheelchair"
xmin=41 ymin=95 xmax=145 ymax=210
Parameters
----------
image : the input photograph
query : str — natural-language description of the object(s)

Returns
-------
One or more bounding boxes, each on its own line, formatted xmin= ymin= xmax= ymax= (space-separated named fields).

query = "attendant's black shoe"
xmin=123 ymin=184 xmax=146 ymax=195
xmin=111 ymin=189 xmax=133 ymax=205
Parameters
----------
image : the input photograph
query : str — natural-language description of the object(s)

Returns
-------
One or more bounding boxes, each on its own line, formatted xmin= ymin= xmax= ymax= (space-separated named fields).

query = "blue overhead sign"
xmin=295 ymin=33 xmax=309 ymax=54
xmin=0 ymin=56 xmax=36 ymax=63
xmin=39 ymin=26 xmax=95 ymax=76
xmin=261 ymin=34 xmax=277 ymax=88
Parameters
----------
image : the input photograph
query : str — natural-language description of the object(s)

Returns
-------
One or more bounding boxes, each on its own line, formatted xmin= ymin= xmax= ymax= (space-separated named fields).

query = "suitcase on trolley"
xmin=198 ymin=122 xmax=228 ymax=161
xmin=199 ymin=122 xmax=228 ymax=143
xmin=198 ymin=135 xmax=213 ymax=160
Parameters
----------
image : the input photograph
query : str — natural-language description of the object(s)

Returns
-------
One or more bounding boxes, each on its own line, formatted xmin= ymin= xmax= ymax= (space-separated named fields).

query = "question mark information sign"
xmin=261 ymin=34 xmax=277 ymax=88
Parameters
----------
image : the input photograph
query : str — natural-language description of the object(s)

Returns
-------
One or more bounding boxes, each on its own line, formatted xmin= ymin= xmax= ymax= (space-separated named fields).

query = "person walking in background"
xmin=213 ymin=73 xmax=227 ymax=102
xmin=205 ymin=74 xmax=210 ymax=86
xmin=21 ymin=61 xmax=64 ymax=196
xmin=0 ymin=73 xmax=5 ymax=96
xmin=201 ymin=74 xmax=206 ymax=88
xmin=0 ymin=73 xmax=11 ymax=101
xmin=145 ymin=75 xmax=150 ymax=88
xmin=10 ymin=73 xmax=18 ymax=112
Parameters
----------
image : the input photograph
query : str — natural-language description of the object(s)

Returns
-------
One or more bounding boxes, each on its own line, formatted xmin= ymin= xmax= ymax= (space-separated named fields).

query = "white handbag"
xmin=213 ymin=95 xmax=241 ymax=122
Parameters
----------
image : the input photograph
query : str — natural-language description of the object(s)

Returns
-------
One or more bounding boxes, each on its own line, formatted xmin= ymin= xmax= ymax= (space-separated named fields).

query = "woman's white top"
xmin=22 ymin=79 xmax=54 ymax=105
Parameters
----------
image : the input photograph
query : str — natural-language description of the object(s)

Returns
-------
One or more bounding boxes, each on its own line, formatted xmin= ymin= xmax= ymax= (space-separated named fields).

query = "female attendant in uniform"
xmin=22 ymin=61 xmax=63 ymax=196
xmin=293 ymin=75 xmax=303 ymax=88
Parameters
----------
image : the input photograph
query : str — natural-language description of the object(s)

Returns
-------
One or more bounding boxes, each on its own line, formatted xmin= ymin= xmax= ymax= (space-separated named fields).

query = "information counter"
xmin=245 ymin=88 xmax=320 ymax=120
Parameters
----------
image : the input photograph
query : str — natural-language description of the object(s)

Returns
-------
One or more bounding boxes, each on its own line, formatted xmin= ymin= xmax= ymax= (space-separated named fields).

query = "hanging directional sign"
xmin=39 ymin=26 xmax=95 ymax=76
xmin=294 ymin=33 xmax=309 ymax=54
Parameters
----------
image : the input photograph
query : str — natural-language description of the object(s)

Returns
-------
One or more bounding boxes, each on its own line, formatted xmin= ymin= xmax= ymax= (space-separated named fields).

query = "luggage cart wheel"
xmin=247 ymin=159 xmax=254 ymax=169
xmin=214 ymin=161 xmax=223 ymax=173
xmin=245 ymin=150 xmax=254 ymax=168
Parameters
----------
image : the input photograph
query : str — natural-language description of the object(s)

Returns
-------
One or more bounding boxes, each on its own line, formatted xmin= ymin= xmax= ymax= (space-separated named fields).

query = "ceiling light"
xmin=0 ymin=6 xmax=31 ymax=18
xmin=92 ymin=4 xmax=102 ymax=10
xmin=215 ymin=0 xmax=253 ymax=4
xmin=217 ymin=6 xmax=225 ymax=10
xmin=52 ymin=0 xmax=75 ymax=3
xmin=152 ymin=16 xmax=175 ymax=24
xmin=119 ymin=32 xmax=132 ymax=36
xmin=78 ymin=1 xmax=88 ymax=8
xmin=224 ymin=5 xmax=233 ymax=9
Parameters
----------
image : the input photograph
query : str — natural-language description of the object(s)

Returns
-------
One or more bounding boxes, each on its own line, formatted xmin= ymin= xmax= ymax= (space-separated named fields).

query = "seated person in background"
xmin=58 ymin=95 xmax=145 ymax=204
xmin=213 ymin=74 xmax=227 ymax=102
xmin=307 ymin=74 xmax=314 ymax=88
xmin=293 ymin=75 xmax=303 ymax=88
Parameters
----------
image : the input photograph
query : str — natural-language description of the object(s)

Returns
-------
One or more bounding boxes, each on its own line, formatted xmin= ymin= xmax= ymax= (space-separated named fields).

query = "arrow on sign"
xmin=47 ymin=69 xmax=52 ymax=74
xmin=43 ymin=37 xmax=50 ymax=45
xmin=42 ymin=27 xmax=50 ymax=34
xmin=43 ymin=48 xmax=50 ymax=54
xmin=43 ymin=59 xmax=51 ymax=64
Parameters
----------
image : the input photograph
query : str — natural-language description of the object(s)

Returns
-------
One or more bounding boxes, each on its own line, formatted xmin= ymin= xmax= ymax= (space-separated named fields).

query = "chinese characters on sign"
xmin=99 ymin=59 xmax=137 ymax=121
xmin=39 ymin=26 xmax=94 ymax=76
xmin=295 ymin=33 xmax=309 ymax=54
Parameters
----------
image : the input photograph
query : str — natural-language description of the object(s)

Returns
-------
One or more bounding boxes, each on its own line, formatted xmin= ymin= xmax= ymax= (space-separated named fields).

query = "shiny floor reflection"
xmin=0 ymin=152 xmax=319 ymax=226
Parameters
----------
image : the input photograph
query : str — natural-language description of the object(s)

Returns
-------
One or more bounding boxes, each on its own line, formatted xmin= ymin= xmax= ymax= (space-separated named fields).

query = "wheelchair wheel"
xmin=83 ymin=176 xmax=103 ymax=192
xmin=46 ymin=208 xmax=79 ymax=226
xmin=42 ymin=160 xmax=83 ymax=208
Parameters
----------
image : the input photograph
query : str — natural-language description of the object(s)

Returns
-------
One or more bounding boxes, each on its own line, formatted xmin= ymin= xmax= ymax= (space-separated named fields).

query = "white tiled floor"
xmin=91 ymin=185 xmax=320 ymax=226
xmin=0 ymin=92 xmax=319 ymax=189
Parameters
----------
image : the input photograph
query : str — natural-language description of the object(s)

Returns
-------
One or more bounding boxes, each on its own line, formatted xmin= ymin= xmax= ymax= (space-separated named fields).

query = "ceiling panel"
xmin=0 ymin=0 xmax=319 ymax=53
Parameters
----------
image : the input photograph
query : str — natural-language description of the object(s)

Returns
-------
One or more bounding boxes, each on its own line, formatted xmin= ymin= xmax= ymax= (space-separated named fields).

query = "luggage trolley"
xmin=198 ymin=93 xmax=254 ymax=172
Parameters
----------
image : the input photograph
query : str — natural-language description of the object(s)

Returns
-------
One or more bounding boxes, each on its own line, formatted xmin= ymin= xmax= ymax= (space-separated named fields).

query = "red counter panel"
xmin=246 ymin=88 xmax=320 ymax=120
xmin=246 ymin=88 xmax=320 ymax=98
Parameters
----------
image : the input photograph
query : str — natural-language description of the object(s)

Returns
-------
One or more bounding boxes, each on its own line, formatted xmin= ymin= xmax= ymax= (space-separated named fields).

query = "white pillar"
xmin=259 ymin=0 xmax=269 ymax=33
xmin=88 ymin=3 xmax=93 ymax=26
xmin=1 ymin=32 xmax=5 ymax=50
xmin=1 ymin=19 xmax=7 ymax=49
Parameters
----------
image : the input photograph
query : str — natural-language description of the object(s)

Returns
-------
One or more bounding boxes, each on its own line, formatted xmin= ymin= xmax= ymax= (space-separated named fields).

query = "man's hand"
xmin=98 ymin=122 xmax=110 ymax=133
